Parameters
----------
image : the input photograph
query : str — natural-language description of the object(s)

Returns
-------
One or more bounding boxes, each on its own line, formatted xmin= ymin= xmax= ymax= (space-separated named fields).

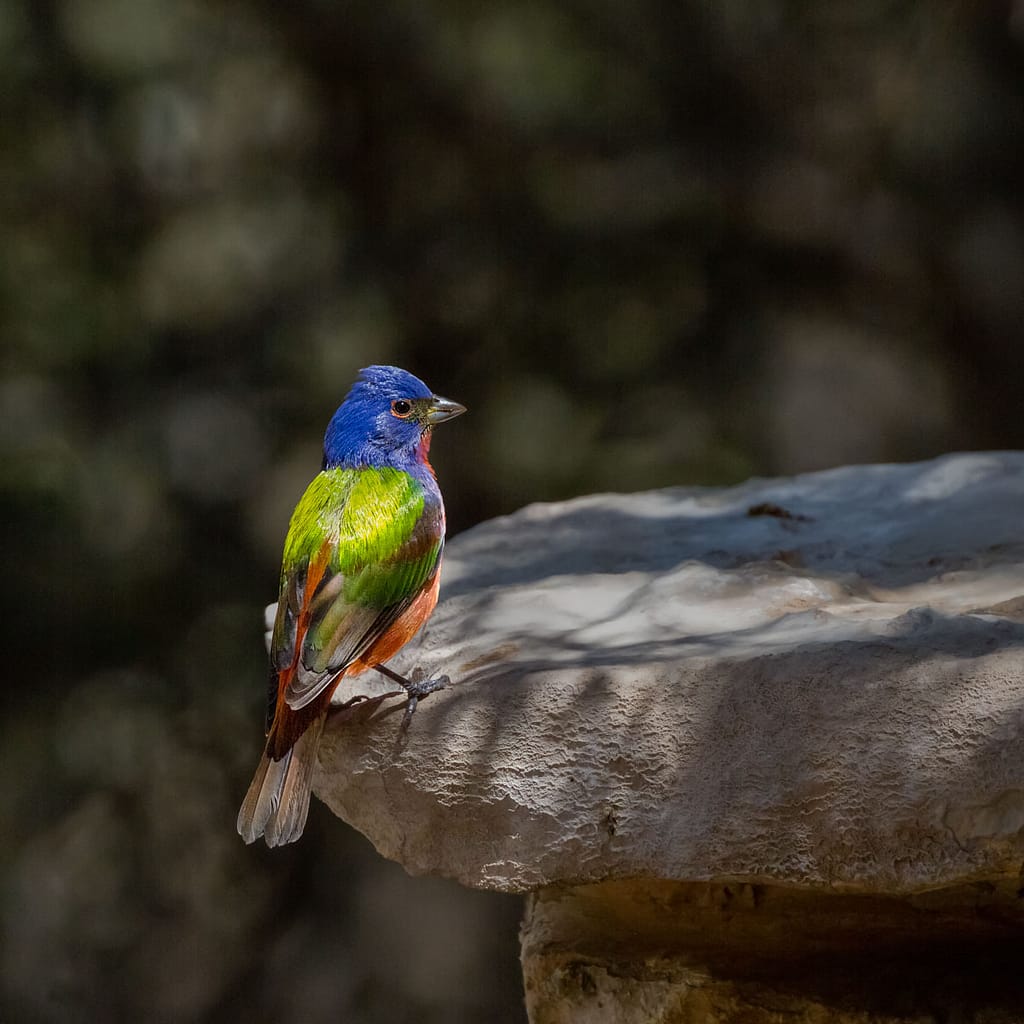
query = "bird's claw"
xmin=399 ymin=674 xmax=449 ymax=733
xmin=403 ymin=673 xmax=449 ymax=701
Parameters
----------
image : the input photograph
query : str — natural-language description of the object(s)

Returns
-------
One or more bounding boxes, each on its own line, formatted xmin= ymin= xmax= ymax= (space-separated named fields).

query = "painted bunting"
xmin=237 ymin=365 xmax=465 ymax=847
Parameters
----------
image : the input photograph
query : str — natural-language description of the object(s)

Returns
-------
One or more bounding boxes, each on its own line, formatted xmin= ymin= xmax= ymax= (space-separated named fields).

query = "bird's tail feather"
xmin=237 ymin=713 xmax=326 ymax=847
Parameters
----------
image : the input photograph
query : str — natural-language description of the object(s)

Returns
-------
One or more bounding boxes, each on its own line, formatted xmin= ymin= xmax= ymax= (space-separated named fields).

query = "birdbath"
xmin=314 ymin=452 xmax=1024 ymax=1022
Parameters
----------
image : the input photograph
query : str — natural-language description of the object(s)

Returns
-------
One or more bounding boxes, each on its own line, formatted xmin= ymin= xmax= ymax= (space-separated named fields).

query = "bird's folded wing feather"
xmin=266 ymin=467 xmax=443 ymax=726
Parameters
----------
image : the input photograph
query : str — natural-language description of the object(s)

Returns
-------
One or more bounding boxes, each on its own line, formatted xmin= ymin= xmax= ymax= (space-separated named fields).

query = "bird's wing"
xmin=265 ymin=467 xmax=443 ymax=729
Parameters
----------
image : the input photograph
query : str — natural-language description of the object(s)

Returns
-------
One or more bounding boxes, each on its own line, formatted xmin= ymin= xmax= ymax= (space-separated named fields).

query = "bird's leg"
xmin=374 ymin=663 xmax=450 ymax=732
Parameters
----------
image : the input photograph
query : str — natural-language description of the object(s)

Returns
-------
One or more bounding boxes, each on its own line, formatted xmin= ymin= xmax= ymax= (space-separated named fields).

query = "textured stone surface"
xmin=315 ymin=451 xmax=1024 ymax=896
xmin=519 ymin=878 xmax=1024 ymax=1023
xmin=312 ymin=452 xmax=1024 ymax=1021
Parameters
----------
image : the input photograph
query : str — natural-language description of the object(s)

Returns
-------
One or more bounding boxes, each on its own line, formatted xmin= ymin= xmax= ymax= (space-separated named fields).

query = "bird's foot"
xmin=334 ymin=693 xmax=371 ymax=710
xmin=373 ymin=664 xmax=450 ymax=732
xmin=399 ymin=675 xmax=449 ymax=732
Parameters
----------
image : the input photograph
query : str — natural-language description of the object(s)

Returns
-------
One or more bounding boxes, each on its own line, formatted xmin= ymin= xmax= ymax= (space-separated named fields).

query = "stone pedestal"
xmin=521 ymin=880 xmax=1024 ymax=1022
xmin=312 ymin=452 xmax=1024 ymax=1021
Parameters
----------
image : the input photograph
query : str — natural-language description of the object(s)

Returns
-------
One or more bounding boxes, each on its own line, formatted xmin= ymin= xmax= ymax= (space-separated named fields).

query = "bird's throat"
xmin=415 ymin=429 xmax=434 ymax=471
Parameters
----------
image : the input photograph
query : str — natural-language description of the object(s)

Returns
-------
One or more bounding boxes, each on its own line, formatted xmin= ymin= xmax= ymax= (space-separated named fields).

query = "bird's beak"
xmin=426 ymin=395 xmax=467 ymax=424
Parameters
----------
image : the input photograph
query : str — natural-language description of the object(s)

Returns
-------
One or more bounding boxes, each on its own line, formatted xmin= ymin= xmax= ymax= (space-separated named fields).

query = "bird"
xmin=237 ymin=365 xmax=465 ymax=847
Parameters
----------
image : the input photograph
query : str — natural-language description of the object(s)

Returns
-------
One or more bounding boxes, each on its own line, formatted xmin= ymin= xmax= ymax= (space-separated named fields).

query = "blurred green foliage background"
xmin=2 ymin=1 xmax=1022 ymax=1021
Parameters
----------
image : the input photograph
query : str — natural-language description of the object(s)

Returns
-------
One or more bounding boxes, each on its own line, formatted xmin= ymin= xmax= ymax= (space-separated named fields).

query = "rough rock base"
xmin=522 ymin=878 xmax=1024 ymax=1023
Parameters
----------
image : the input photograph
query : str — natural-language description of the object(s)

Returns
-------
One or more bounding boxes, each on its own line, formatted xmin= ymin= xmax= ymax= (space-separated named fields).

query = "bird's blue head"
xmin=323 ymin=365 xmax=465 ymax=470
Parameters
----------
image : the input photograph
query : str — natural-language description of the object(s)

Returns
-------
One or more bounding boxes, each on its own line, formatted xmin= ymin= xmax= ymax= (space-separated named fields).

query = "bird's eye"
xmin=390 ymin=399 xmax=413 ymax=418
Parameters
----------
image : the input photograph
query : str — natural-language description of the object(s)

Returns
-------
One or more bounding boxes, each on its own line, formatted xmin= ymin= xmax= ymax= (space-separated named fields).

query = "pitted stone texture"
xmin=520 ymin=879 xmax=1024 ymax=1024
xmin=314 ymin=452 xmax=1024 ymax=894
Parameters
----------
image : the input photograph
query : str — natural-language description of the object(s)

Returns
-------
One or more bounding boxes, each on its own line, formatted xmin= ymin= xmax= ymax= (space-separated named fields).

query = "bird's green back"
xmin=272 ymin=466 xmax=443 ymax=684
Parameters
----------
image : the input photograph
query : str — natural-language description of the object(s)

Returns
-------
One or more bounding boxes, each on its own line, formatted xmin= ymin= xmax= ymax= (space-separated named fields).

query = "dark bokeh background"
xmin=2 ymin=1 xmax=1023 ymax=1021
